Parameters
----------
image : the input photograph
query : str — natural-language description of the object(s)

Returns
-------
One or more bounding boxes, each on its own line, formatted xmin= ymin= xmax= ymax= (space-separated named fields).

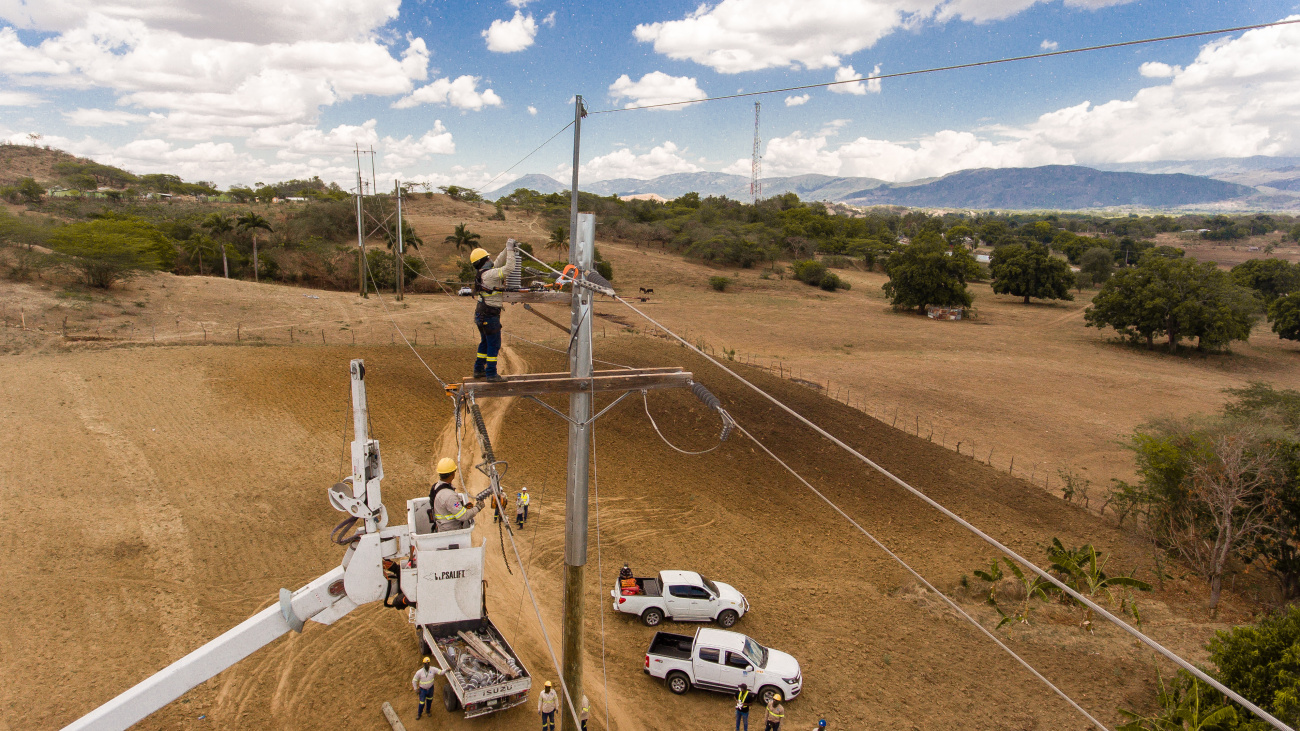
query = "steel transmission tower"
xmin=750 ymin=101 xmax=761 ymax=204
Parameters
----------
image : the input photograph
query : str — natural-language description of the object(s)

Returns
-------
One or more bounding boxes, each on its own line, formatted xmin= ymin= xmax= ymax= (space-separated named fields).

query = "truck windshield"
xmin=700 ymin=577 xmax=719 ymax=597
xmin=742 ymin=638 xmax=768 ymax=669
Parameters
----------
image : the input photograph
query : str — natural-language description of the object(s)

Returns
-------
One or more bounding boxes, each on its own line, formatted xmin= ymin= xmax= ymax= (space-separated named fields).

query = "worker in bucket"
xmin=430 ymin=457 xmax=479 ymax=531
xmin=537 ymin=680 xmax=558 ymax=730
xmin=411 ymin=656 xmax=444 ymax=720
xmin=735 ymin=683 xmax=753 ymax=731
xmin=764 ymin=692 xmax=785 ymax=731
xmin=470 ymin=240 xmax=517 ymax=382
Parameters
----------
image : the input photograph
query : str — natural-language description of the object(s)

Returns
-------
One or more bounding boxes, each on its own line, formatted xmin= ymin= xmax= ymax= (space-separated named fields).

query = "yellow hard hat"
xmin=469 ymin=248 xmax=490 ymax=264
xmin=422 ymin=656 xmax=431 ymax=663
xmin=773 ymin=693 xmax=782 ymax=701
xmin=544 ymin=680 xmax=552 ymax=688
xmin=436 ymin=457 xmax=457 ymax=475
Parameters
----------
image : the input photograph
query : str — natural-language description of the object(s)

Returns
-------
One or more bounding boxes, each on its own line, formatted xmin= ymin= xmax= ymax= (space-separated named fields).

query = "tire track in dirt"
xmin=59 ymin=369 xmax=203 ymax=659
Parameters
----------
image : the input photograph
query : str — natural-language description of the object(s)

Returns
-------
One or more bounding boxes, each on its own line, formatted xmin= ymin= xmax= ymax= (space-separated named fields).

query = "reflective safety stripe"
xmin=485 ymin=356 xmax=498 ymax=362
xmin=476 ymin=352 xmax=487 ymax=358
xmin=435 ymin=504 xmax=467 ymax=521
xmin=520 ymin=494 xmax=530 ymax=505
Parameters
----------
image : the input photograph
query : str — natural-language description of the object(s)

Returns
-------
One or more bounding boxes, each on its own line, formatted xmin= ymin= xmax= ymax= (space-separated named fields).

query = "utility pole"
xmin=561 ymin=94 xmax=588 ymax=731
xmin=751 ymin=101 xmax=762 ymax=204
xmin=395 ymin=179 xmax=404 ymax=301
xmin=355 ymin=146 xmax=368 ymax=298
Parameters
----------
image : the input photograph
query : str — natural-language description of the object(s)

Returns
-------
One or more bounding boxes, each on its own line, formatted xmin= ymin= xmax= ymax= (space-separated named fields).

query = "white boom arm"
xmin=63 ymin=567 xmax=357 ymax=731
xmin=63 ymin=360 xmax=404 ymax=731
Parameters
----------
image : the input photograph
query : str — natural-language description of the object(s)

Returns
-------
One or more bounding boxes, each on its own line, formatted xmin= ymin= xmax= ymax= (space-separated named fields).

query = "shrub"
xmin=594 ymin=259 xmax=614 ymax=281
xmin=819 ymin=271 xmax=850 ymax=291
xmin=47 ymin=216 xmax=173 ymax=288
xmin=1208 ymin=605 xmax=1300 ymax=725
xmin=709 ymin=275 xmax=730 ymax=292
xmin=792 ymin=259 xmax=827 ymax=286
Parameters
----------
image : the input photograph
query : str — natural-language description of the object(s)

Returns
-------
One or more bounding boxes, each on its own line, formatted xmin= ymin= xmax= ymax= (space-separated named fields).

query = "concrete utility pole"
xmin=355 ymin=147 xmax=368 ymax=298
xmin=561 ymin=94 xmax=589 ymax=731
xmin=395 ymin=179 xmax=404 ymax=302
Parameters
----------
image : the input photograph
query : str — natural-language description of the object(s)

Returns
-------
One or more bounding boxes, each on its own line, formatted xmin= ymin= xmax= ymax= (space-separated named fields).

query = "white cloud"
xmin=1040 ymin=39 xmax=1058 ymax=50
xmin=247 ymin=120 xmax=379 ymax=156
xmin=382 ymin=121 xmax=455 ymax=167
xmin=527 ymin=105 xmax=538 ymax=115
xmin=1138 ymin=61 xmax=1179 ymax=78
xmin=938 ymin=0 xmax=1134 ymax=22
xmin=575 ymin=141 xmax=702 ymax=180
xmin=483 ymin=11 xmax=538 ymax=53
xmin=0 ymin=0 xmax=402 ymax=44
xmin=830 ymin=65 xmax=881 ymax=95
xmin=64 ymin=108 xmax=149 ymax=126
xmin=819 ymin=118 xmax=851 ymax=135
xmin=393 ymin=76 xmax=503 ymax=110
xmin=608 ymin=71 xmax=705 ymax=110
xmin=0 ymin=90 xmax=43 ymax=106
xmin=542 ymin=11 xmax=556 ymax=27
xmin=722 ymin=17 xmax=1300 ymax=181
xmin=507 ymin=0 xmax=535 ymax=7
xmin=784 ymin=94 xmax=810 ymax=107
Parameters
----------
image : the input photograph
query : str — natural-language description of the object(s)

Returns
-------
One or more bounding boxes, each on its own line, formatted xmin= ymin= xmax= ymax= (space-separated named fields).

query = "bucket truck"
xmin=63 ymin=359 xmax=529 ymax=730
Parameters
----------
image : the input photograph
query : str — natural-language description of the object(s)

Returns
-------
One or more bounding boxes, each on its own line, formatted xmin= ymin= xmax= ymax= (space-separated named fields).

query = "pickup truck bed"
xmin=647 ymin=632 xmax=694 ymax=660
xmin=619 ymin=576 xmax=661 ymax=597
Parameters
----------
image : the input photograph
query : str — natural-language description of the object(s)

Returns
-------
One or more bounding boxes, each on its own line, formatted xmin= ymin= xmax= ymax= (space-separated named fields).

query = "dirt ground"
xmin=0 ymin=338 xmax=1267 ymax=731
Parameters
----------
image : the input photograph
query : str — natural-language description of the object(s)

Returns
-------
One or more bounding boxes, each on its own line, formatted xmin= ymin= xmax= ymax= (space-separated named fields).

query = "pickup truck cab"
xmin=644 ymin=628 xmax=801 ymax=705
xmin=612 ymin=570 xmax=749 ymax=628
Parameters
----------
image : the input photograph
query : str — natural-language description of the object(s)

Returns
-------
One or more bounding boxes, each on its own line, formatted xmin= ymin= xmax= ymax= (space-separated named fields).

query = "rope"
xmin=587 ymin=19 xmax=1300 ymax=114
xmin=506 ymin=332 xmax=635 ymax=370
xmin=642 ymin=391 xmax=719 ymax=455
xmin=613 ymin=295 xmax=1293 ymax=731
xmin=591 ymin=420 xmax=612 ymax=731
xmin=362 ymin=255 xmax=449 ymax=389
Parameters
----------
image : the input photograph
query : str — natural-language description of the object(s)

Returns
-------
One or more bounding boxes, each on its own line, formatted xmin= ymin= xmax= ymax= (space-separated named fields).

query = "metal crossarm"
xmin=449 ymin=367 xmax=692 ymax=399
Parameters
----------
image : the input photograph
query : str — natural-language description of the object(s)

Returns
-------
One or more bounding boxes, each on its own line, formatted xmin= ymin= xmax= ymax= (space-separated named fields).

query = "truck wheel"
xmin=759 ymin=685 xmax=781 ymax=705
xmin=716 ymin=609 xmax=739 ymax=628
xmin=443 ymin=682 xmax=461 ymax=712
xmin=641 ymin=608 xmax=664 ymax=627
xmin=667 ymin=671 xmax=691 ymax=695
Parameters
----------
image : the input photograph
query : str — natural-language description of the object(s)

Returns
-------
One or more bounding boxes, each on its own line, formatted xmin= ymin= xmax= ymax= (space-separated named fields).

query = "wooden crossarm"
xmin=451 ymin=368 xmax=692 ymax=398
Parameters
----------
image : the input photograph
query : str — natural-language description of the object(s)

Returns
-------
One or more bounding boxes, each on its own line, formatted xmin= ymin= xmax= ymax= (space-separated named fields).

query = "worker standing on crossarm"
xmin=735 ymin=683 xmax=753 ymax=731
xmin=537 ymin=680 xmax=558 ymax=731
xmin=470 ymin=239 xmax=517 ymax=382
xmin=411 ymin=656 xmax=443 ymax=720
xmin=764 ymin=693 xmax=785 ymax=731
xmin=430 ymin=457 xmax=479 ymax=531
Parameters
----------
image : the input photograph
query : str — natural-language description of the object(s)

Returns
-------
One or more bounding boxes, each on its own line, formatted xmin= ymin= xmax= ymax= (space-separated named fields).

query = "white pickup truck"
xmin=612 ymin=570 xmax=749 ymax=628
xmin=644 ymin=628 xmax=802 ymax=705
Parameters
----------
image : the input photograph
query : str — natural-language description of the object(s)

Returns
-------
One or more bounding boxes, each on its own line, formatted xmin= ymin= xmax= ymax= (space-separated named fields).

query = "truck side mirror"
xmin=745 ymin=666 xmax=753 ymax=672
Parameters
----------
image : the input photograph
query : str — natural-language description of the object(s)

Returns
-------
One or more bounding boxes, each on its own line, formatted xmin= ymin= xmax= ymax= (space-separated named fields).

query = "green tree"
xmin=16 ymin=177 xmax=43 ymax=203
xmin=1269 ymin=292 xmax=1300 ymax=341
xmin=1208 ymin=605 xmax=1300 ymax=727
xmin=444 ymin=222 xmax=480 ymax=254
xmin=48 ymin=217 xmax=171 ymax=288
xmin=236 ymin=212 xmax=273 ymax=283
xmin=882 ymin=231 xmax=981 ymax=313
xmin=200 ymin=213 xmax=235 ymax=278
xmin=1232 ymin=259 xmax=1300 ymax=303
xmin=547 ymin=225 xmax=567 ymax=252
xmin=1080 ymin=246 xmax=1114 ymax=286
xmin=990 ymin=242 xmax=1075 ymax=303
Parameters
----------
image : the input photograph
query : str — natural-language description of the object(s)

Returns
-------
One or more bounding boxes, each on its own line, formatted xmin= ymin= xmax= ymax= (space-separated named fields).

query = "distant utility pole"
xmin=750 ymin=101 xmax=762 ymax=205
xmin=354 ymin=145 xmax=376 ymax=298
xmin=395 ymin=179 xmax=404 ymax=302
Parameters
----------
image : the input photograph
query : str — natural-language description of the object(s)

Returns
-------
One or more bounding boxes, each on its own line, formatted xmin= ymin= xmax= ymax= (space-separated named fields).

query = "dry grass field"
xmin=3 ymin=197 xmax=1299 ymax=729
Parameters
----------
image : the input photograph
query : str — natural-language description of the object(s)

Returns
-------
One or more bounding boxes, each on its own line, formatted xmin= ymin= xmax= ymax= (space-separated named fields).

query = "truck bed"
xmin=423 ymin=619 xmax=531 ymax=718
xmin=647 ymin=631 xmax=694 ymax=660
xmin=617 ymin=576 xmax=661 ymax=597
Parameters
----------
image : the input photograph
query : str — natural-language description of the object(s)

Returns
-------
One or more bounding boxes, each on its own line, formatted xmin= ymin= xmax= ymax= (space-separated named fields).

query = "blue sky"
xmin=1 ymin=0 xmax=1298 ymax=189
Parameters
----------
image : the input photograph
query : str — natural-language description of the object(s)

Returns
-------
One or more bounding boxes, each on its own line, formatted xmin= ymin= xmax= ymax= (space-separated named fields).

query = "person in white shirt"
xmin=411 ymin=656 xmax=444 ymax=719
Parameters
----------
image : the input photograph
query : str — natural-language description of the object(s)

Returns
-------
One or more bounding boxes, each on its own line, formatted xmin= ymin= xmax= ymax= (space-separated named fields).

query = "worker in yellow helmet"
xmin=470 ymin=239 xmax=517 ymax=381
xmin=411 ymin=655 xmax=444 ymax=720
xmin=764 ymin=692 xmax=785 ymax=731
xmin=430 ymin=457 xmax=478 ymax=532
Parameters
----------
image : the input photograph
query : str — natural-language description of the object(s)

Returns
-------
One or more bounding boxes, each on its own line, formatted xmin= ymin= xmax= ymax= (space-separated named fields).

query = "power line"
xmin=589 ymin=19 xmax=1300 ymax=115
xmin=473 ymin=120 xmax=576 ymax=196
xmin=611 ymin=294 xmax=1293 ymax=731
xmin=731 ymin=420 xmax=1107 ymax=729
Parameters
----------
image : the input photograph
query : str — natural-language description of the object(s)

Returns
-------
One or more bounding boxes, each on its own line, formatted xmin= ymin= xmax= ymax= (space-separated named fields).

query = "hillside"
xmin=0 ymin=144 xmax=85 ymax=186
xmin=842 ymin=165 xmax=1257 ymax=209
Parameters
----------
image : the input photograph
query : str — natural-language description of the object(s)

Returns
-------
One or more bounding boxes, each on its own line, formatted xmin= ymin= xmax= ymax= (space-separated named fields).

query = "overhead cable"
xmin=474 ymin=120 xmax=576 ymax=196
xmin=612 ymin=295 xmax=1292 ymax=731
xmin=732 ymin=420 xmax=1107 ymax=729
xmin=588 ymin=19 xmax=1300 ymax=114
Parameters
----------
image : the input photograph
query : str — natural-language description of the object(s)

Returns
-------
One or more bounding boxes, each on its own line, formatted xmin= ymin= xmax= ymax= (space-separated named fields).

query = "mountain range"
xmin=486 ymin=162 xmax=1292 ymax=211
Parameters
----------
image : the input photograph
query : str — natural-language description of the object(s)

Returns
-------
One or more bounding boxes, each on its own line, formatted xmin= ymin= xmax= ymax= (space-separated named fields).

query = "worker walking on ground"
xmin=538 ymin=680 xmax=558 ymax=731
xmin=735 ymin=683 xmax=753 ymax=731
xmin=430 ymin=457 xmax=479 ymax=531
xmin=470 ymin=240 xmax=517 ymax=382
xmin=520 ymin=487 xmax=530 ymax=522
xmin=764 ymin=693 xmax=785 ymax=731
xmin=515 ymin=492 xmax=526 ymax=529
xmin=490 ymin=490 xmax=508 ymax=524
xmin=580 ymin=694 xmax=590 ymax=730
xmin=411 ymin=656 xmax=444 ymax=720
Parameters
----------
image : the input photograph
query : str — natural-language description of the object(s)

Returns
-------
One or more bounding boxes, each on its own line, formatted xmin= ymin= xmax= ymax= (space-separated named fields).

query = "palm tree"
xmin=546 ymin=225 xmax=567 ymax=251
xmin=444 ymin=223 xmax=480 ymax=254
xmin=237 ymin=212 xmax=273 ymax=283
xmin=200 ymin=213 xmax=234 ymax=278
xmin=184 ymin=233 xmax=218 ymax=276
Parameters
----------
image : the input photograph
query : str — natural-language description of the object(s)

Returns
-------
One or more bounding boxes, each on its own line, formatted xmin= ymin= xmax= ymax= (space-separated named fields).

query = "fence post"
xmin=237 ymin=323 xmax=241 ymax=342
xmin=1009 ymin=456 xmax=1015 ymax=476
xmin=63 ymin=317 xmax=68 ymax=339
xmin=289 ymin=327 xmax=294 ymax=343
xmin=321 ymin=329 xmax=325 ymax=345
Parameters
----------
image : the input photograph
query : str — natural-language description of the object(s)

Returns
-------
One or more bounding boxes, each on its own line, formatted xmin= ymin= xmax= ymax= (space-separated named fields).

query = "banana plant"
xmin=1000 ymin=559 xmax=1052 ymax=627
xmin=1118 ymin=669 xmax=1238 ymax=731
xmin=1047 ymin=538 xmax=1151 ymax=628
